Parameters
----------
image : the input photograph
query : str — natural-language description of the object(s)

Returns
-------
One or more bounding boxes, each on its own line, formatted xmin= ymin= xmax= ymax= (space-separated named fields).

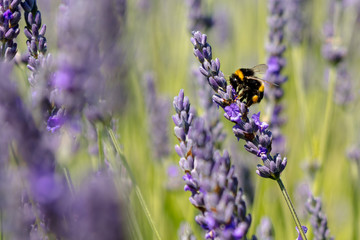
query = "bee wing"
xmin=247 ymin=76 xmax=279 ymax=87
xmin=252 ymin=64 xmax=268 ymax=74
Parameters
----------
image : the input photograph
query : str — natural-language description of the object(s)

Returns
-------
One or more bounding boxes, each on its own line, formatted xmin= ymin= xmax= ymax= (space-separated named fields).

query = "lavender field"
xmin=0 ymin=0 xmax=359 ymax=239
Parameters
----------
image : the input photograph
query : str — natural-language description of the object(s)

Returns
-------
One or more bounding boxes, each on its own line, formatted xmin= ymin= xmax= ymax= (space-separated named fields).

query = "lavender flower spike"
xmin=191 ymin=30 xmax=287 ymax=180
xmin=0 ymin=0 xmax=21 ymax=60
xmin=173 ymin=90 xmax=254 ymax=239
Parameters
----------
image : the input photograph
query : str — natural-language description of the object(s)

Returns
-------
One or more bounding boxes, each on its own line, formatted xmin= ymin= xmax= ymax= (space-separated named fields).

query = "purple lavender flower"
xmin=144 ymin=73 xmax=171 ymax=160
xmin=265 ymin=0 xmax=288 ymax=154
xmin=22 ymin=0 xmax=48 ymax=84
xmin=191 ymin=30 xmax=287 ymax=180
xmin=306 ymin=195 xmax=334 ymax=240
xmin=173 ymin=90 xmax=254 ymax=239
xmin=0 ymin=0 xmax=21 ymax=60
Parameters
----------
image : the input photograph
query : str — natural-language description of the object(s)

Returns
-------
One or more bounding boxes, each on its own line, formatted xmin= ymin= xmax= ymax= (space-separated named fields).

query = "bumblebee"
xmin=229 ymin=64 xmax=276 ymax=107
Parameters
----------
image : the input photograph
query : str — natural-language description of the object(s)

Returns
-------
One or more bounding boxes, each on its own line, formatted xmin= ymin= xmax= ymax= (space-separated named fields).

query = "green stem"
xmin=277 ymin=178 xmax=307 ymax=240
xmin=108 ymin=129 xmax=162 ymax=240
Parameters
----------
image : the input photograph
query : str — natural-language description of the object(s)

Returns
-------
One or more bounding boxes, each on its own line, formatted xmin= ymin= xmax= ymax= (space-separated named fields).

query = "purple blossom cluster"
xmin=265 ymin=0 xmax=288 ymax=154
xmin=191 ymin=31 xmax=287 ymax=180
xmin=173 ymin=90 xmax=253 ymax=239
xmin=0 ymin=0 xmax=21 ymax=60
xmin=22 ymin=0 xmax=48 ymax=84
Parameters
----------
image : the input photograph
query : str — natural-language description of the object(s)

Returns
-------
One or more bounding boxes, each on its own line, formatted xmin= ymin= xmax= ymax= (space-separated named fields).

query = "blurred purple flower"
xmin=185 ymin=0 xmax=214 ymax=32
xmin=334 ymin=64 xmax=354 ymax=105
xmin=144 ymin=73 xmax=171 ymax=160
xmin=54 ymin=0 xmax=128 ymax=122
xmin=69 ymin=173 xmax=128 ymax=240
xmin=265 ymin=0 xmax=288 ymax=155
xmin=286 ymin=0 xmax=308 ymax=45
xmin=0 ymin=62 xmax=69 ymax=237
xmin=322 ymin=0 xmax=347 ymax=65
xmin=306 ymin=195 xmax=334 ymax=240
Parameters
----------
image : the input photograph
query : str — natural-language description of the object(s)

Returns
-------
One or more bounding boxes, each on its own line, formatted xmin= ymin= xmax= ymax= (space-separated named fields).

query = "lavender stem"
xmin=277 ymin=178 xmax=307 ymax=240
xmin=108 ymin=129 xmax=162 ymax=240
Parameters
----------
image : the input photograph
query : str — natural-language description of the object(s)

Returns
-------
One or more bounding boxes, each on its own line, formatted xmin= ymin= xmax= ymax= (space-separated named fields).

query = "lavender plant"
xmin=173 ymin=90 xmax=253 ymax=239
xmin=189 ymin=30 xmax=307 ymax=239
xmin=265 ymin=0 xmax=288 ymax=154
xmin=22 ymin=0 xmax=47 ymax=85
xmin=0 ymin=0 xmax=21 ymax=61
